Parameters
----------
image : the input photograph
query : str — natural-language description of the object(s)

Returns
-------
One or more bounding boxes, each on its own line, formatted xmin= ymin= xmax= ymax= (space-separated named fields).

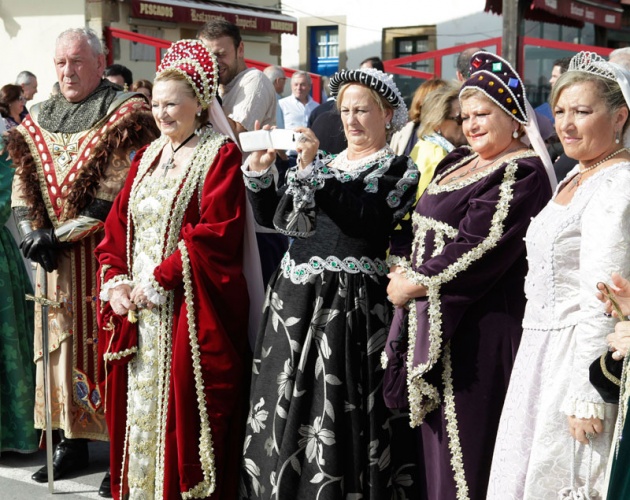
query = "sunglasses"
xmin=446 ymin=114 xmax=463 ymax=126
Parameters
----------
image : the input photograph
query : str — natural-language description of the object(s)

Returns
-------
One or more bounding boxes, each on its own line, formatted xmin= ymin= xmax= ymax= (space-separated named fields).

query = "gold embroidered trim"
xmin=600 ymin=354 xmax=621 ymax=387
xmin=411 ymin=214 xmax=458 ymax=266
xmin=404 ymin=162 xmax=519 ymax=426
xmin=180 ymin=241 xmax=217 ymax=499
xmin=103 ymin=346 xmax=138 ymax=362
xmin=122 ymin=127 xmax=226 ymax=497
xmin=427 ymin=149 xmax=535 ymax=194
xmin=407 ymin=300 xmax=441 ymax=428
xmin=442 ymin=344 xmax=470 ymax=500
xmin=386 ymin=254 xmax=409 ymax=268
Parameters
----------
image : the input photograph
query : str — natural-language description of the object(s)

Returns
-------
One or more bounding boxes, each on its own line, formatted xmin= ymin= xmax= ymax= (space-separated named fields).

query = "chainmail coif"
xmin=38 ymin=79 xmax=121 ymax=133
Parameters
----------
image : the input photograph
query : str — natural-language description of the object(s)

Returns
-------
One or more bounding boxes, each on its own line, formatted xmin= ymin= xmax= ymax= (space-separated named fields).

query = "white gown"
xmin=487 ymin=163 xmax=630 ymax=499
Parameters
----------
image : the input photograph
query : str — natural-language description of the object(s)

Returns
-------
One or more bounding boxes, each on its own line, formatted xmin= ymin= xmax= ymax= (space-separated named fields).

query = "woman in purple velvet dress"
xmin=382 ymin=52 xmax=557 ymax=500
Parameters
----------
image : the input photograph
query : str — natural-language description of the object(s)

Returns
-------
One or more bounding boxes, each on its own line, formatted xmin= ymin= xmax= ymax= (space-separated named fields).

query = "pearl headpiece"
xmin=329 ymin=68 xmax=408 ymax=132
xmin=461 ymin=51 xmax=528 ymax=124
xmin=157 ymin=39 xmax=218 ymax=109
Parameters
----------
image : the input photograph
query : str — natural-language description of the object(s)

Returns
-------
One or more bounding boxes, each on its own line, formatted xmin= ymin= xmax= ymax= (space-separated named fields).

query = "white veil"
xmin=523 ymin=100 xmax=557 ymax=191
xmin=209 ymin=98 xmax=264 ymax=349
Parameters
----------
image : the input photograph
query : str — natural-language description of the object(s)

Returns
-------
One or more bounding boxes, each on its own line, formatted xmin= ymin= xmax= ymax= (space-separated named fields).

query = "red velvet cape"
xmin=95 ymin=139 xmax=250 ymax=499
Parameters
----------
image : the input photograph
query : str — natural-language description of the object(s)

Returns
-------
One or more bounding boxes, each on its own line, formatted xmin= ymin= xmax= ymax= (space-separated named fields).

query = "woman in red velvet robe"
xmin=95 ymin=40 xmax=252 ymax=500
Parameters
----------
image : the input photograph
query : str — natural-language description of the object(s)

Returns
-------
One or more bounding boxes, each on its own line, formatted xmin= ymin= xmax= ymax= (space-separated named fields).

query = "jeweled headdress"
xmin=460 ymin=51 xmax=528 ymax=124
xmin=329 ymin=68 xmax=408 ymax=132
xmin=157 ymin=39 xmax=218 ymax=109
xmin=567 ymin=51 xmax=617 ymax=82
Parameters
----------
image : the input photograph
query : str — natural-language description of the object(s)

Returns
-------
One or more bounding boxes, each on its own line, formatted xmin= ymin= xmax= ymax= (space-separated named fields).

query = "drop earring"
xmin=512 ymin=130 xmax=519 ymax=139
xmin=615 ymin=130 xmax=621 ymax=144
xmin=385 ymin=122 xmax=391 ymax=130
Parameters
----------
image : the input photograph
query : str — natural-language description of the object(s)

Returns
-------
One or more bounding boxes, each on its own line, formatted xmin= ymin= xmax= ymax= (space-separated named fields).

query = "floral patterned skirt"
xmin=240 ymin=269 xmax=419 ymax=500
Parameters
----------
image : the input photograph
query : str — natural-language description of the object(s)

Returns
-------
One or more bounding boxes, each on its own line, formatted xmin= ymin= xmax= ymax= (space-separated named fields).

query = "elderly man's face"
xmin=291 ymin=75 xmax=311 ymax=103
xmin=54 ymin=36 xmax=105 ymax=103
xmin=22 ymin=79 xmax=38 ymax=100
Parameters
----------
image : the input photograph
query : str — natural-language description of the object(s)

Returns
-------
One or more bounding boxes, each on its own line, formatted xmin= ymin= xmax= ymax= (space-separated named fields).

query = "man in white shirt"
xmin=279 ymin=71 xmax=319 ymax=130
xmin=198 ymin=20 xmax=276 ymax=136
xmin=263 ymin=65 xmax=286 ymax=129
xmin=199 ymin=20 xmax=287 ymax=287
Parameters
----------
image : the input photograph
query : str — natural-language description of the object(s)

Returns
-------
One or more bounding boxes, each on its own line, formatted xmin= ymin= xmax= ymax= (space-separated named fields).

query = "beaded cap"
xmin=461 ymin=51 xmax=528 ymax=124
xmin=329 ymin=68 xmax=408 ymax=132
xmin=568 ymin=51 xmax=617 ymax=82
xmin=157 ymin=39 xmax=218 ymax=109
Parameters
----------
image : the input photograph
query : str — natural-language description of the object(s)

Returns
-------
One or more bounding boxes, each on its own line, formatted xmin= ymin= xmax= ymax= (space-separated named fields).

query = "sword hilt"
xmin=25 ymin=294 xmax=62 ymax=308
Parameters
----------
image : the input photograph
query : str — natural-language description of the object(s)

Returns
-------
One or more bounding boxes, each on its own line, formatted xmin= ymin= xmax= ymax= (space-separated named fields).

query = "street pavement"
xmin=0 ymin=441 xmax=109 ymax=499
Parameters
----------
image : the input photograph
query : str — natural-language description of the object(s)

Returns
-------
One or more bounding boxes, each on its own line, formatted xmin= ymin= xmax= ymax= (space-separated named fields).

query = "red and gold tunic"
xmin=8 ymin=93 xmax=158 ymax=440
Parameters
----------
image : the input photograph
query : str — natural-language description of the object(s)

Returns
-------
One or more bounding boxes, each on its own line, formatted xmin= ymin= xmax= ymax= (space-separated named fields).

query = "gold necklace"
xmin=571 ymin=147 xmax=628 ymax=189
xmin=444 ymin=147 xmax=522 ymax=184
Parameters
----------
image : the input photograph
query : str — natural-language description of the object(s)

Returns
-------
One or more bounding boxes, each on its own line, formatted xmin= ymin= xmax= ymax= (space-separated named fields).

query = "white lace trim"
xmin=100 ymin=275 xmax=134 ymax=302
xmin=280 ymin=252 xmax=387 ymax=285
xmin=560 ymin=397 xmax=607 ymax=420
xmin=405 ymin=162 xmax=519 ymax=426
xmin=141 ymin=276 xmax=167 ymax=306
xmin=442 ymin=344 xmax=470 ymax=500
xmin=179 ymin=241 xmax=217 ymax=498
xmin=103 ymin=346 xmax=138 ymax=362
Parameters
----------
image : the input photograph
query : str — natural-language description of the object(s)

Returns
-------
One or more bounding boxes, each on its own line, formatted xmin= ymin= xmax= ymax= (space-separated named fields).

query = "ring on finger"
xmin=585 ymin=432 xmax=595 ymax=440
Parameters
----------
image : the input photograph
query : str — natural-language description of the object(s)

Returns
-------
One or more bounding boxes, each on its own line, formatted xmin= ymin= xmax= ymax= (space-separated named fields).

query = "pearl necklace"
xmin=331 ymin=146 xmax=393 ymax=172
xmin=571 ymin=147 xmax=629 ymax=188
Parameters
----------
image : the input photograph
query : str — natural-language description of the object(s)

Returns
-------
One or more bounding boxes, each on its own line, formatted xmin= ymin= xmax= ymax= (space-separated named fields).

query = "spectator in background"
xmin=0 ymin=85 xmax=25 ymax=129
xmin=537 ymin=56 xmax=572 ymax=124
xmin=360 ymin=56 xmax=385 ymax=71
xmin=263 ymin=65 xmax=286 ymax=129
xmin=409 ymin=82 xmax=466 ymax=199
xmin=199 ymin=19 xmax=283 ymax=288
xmin=198 ymin=19 xmax=276 ymax=137
xmin=15 ymin=70 xmax=38 ymax=101
xmin=609 ymin=46 xmax=630 ymax=69
xmin=279 ymin=71 xmax=319 ymax=133
xmin=130 ymin=79 xmax=153 ymax=100
xmin=390 ymin=77 xmax=448 ymax=156
xmin=456 ymin=47 xmax=483 ymax=81
xmin=15 ymin=71 xmax=37 ymax=121
xmin=308 ymin=75 xmax=347 ymax=155
xmin=549 ymin=56 xmax=572 ymax=87
xmin=104 ymin=63 xmax=133 ymax=90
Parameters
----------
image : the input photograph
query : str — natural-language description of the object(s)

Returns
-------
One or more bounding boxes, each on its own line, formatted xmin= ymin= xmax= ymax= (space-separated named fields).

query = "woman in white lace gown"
xmin=488 ymin=52 xmax=630 ymax=499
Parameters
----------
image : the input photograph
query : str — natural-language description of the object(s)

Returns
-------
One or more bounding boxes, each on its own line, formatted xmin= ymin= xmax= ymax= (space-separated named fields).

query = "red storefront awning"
xmin=532 ymin=0 xmax=623 ymax=29
xmin=485 ymin=0 xmax=624 ymax=29
xmin=131 ymin=0 xmax=298 ymax=35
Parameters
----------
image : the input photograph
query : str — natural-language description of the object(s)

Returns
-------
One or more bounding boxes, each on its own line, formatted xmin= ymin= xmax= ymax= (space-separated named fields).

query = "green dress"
xmin=0 ymin=148 xmax=37 ymax=453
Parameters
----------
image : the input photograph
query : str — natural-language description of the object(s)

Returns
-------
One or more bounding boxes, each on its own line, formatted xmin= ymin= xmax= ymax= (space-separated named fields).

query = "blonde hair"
xmin=409 ymin=78 xmax=448 ymax=123
xmin=418 ymin=84 xmax=460 ymax=137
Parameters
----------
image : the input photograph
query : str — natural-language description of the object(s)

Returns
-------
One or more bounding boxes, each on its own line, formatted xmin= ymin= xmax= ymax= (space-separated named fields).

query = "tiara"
xmin=568 ymin=51 xmax=617 ymax=82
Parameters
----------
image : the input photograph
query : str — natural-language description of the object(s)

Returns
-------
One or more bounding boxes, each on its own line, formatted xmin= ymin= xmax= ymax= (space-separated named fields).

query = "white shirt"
xmin=220 ymin=68 xmax=276 ymax=131
xmin=278 ymin=95 xmax=319 ymax=130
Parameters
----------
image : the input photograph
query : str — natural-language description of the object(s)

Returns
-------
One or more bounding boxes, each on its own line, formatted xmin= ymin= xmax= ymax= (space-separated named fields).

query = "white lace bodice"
xmin=524 ymin=162 xmax=630 ymax=329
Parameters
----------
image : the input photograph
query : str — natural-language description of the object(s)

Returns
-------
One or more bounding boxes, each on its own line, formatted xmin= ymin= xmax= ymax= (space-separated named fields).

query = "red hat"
xmin=157 ymin=39 xmax=218 ymax=109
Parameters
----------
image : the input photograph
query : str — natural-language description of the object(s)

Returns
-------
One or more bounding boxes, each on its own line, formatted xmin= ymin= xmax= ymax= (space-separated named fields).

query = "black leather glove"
xmin=19 ymin=228 xmax=60 ymax=273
